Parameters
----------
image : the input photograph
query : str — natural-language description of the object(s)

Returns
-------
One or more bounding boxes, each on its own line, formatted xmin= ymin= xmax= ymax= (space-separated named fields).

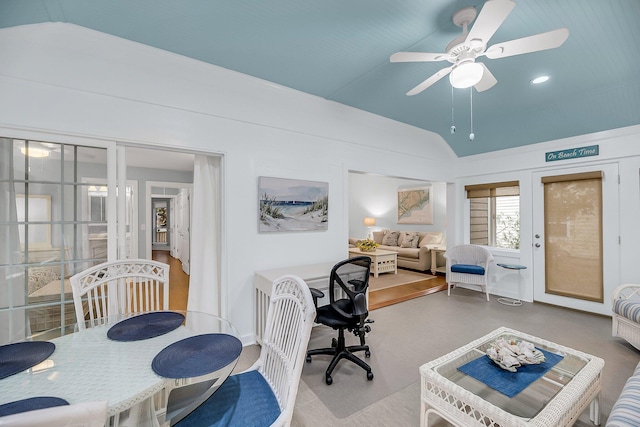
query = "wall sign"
xmin=545 ymin=145 xmax=599 ymax=162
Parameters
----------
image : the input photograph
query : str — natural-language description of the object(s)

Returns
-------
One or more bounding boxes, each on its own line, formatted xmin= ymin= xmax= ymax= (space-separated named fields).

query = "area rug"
xmin=301 ymin=296 xmax=432 ymax=419
xmin=368 ymin=269 xmax=435 ymax=291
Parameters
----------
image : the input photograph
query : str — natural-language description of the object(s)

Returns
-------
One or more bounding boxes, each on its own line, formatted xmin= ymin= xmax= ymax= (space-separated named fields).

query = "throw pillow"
xmin=401 ymin=232 xmax=420 ymax=248
xmin=419 ymin=232 xmax=442 ymax=247
xmin=372 ymin=231 xmax=385 ymax=245
xmin=382 ymin=231 xmax=400 ymax=246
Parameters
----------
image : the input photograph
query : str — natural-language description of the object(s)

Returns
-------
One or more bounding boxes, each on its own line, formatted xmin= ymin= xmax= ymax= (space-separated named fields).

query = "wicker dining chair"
xmin=70 ymin=259 xmax=170 ymax=330
xmin=175 ymin=275 xmax=316 ymax=427
xmin=70 ymin=259 xmax=170 ymax=427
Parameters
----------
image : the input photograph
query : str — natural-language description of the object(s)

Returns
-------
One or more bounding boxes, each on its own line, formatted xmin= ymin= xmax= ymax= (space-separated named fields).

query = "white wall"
xmin=348 ymin=173 xmax=447 ymax=240
xmin=451 ymin=125 xmax=640 ymax=315
xmin=0 ymin=23 xmax=455 ymax=343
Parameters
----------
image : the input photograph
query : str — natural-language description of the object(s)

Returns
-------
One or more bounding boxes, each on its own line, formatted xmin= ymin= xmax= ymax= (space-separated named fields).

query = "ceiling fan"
xmin=390 ymin=0 xmax=569 ymax=96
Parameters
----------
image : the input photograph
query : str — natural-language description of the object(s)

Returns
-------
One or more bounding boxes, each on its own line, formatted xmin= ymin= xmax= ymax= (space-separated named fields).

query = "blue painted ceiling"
xmin=1 ymin=0 xmax=638 ymax=156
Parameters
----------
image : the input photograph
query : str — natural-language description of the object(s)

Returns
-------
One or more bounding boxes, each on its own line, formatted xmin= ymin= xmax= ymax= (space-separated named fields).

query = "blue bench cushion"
xmin=613 ymin=300 xmax=640 ymax=323
xmin=175 ymin=369 xmax=281 ymax=427
xmin=451 ymin=264 xmax=485 ymax=275
xmin=607 ymin=362 xmax=640 ymax=427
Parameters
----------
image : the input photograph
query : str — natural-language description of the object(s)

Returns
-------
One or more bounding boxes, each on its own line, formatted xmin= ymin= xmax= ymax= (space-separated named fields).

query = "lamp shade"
xmin=449 ymin=62 xmax=484 ymax=89
xmin=363 ymin=217 xmax=376 ymax=227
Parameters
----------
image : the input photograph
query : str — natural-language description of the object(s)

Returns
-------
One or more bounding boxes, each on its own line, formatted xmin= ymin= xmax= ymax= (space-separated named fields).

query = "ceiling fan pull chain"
xmin=469 ymin=88 xmax=475 ymax=141
xmin=450 ymin=85 xmax=456 ymax=134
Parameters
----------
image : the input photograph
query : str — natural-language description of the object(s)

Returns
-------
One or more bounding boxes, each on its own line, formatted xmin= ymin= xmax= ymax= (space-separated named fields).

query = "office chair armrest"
xmin=309 ymin=288 xmax=324 ymax=307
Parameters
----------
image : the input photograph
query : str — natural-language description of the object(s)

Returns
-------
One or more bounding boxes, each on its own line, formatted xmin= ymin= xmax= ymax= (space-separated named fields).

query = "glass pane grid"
xmin=1 ymin=137 xmax=108 ymax=339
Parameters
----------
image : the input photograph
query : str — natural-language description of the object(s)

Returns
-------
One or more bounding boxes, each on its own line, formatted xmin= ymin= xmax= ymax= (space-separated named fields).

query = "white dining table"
xmin=0 ymin=311 xmax=241 ymax=426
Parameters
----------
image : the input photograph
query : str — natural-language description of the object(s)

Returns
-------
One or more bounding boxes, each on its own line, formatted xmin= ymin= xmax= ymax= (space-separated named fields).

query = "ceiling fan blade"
xmin=406 ymin=67 xmax=452 ymax=96
xmin=474 ymin=63 xmax=497 ymax=92
xmin=466 ymin=0 xmax=515 ymax=45
xmin=486 ymin=28 xmax=569 ymax=59
xmin=390 ymin=52 xmax=449 ymax=63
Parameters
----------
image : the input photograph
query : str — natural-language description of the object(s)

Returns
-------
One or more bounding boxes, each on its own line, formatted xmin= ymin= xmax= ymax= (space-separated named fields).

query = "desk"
xmin=255 ymin=262 xmax=334 ymax=344
xmin=0 ymin=311 xmax=240 ymax=427
xmin=255 ymin=261 xmax=365 ymax=344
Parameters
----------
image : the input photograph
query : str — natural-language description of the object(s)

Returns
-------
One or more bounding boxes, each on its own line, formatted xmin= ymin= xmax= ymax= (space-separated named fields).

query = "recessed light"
xmin=531 ymin=75 xmax=550 ymax=85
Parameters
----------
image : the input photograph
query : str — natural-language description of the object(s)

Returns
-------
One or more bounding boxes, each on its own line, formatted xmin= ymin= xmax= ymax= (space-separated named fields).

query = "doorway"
xmin=152 ymin=198 xmax=171 ymax=250
xmin=146 ymin=182 xmax=192 ymax=275
xmin=531 ymin=163 xmax=619 ymax=315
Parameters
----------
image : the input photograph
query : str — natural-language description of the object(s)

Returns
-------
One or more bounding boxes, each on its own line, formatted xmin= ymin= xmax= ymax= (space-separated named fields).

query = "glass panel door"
xmin=0 ymin=137 xmax=110 ymax=343
xmin=532 ymin=164 xmax=619 ymax=315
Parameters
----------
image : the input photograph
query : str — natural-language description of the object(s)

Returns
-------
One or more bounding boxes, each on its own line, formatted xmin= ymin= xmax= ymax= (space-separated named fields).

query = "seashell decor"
xmin=486 ymin=338 xmax=545 ymax=372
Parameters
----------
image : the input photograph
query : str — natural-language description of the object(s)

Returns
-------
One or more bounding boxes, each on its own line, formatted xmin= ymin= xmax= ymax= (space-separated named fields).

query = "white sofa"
xmin=349 ymin=230 xmax=445 ymax=272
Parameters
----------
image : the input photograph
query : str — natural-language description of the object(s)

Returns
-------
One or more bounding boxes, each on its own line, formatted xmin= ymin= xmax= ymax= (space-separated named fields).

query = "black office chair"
xmin=305 ymin=256 xmax=374 ymax=385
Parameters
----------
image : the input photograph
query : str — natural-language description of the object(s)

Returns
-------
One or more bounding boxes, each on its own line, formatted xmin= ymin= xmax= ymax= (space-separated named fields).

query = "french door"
xmin=532 ymin=163 xmax=619 ymax=315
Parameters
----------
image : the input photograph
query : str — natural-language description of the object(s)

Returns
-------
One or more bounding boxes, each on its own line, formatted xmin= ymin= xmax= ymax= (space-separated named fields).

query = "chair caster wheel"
xmin=365 ymin=350 xmax=371 ymax=358
xmin=306 ymin=355 xmax=311 ymax=363
xmin=325 ymin=375 xmax=333 ymax=385
xmin=367 ymin=372 xmax=374 ymax=381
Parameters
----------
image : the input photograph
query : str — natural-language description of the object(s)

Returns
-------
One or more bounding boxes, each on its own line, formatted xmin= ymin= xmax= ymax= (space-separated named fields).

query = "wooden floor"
xmin=152 ymin=250 xmax=189 ymax=311
xmin=154 ymin=251 xmax=444 ymax=313
xmin=369 ymin=274 xmax=447 ymax=310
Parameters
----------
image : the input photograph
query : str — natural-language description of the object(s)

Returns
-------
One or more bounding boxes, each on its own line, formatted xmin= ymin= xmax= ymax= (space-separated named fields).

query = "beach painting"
xmin=259 ymin=176 xmax=329 ymax=232
xmin=397 ymin=185 xmax=433 ymax=224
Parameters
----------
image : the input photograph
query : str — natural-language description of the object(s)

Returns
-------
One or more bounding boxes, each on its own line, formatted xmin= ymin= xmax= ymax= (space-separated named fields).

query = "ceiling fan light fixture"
xmin=531 ymin=75 xmax=550 ymax=85
xmin=449 ymin=62 xmax=484 ymax=89
xmin=20 ymin=147 xmax=50 ymax=158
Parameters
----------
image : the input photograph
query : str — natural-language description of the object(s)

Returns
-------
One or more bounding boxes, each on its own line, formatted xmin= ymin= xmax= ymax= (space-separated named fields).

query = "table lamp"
xmin=363 ymin=217 xmax=376 ymax=239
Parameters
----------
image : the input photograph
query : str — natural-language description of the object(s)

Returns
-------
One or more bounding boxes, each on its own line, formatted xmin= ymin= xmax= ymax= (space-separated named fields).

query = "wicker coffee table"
xmin=348 ymin=248 xmax=397 ymax=277
xmin=420 ymin=327 xmax=604 ymax=427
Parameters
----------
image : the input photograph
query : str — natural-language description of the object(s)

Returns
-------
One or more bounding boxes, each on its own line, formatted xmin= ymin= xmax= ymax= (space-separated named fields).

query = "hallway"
xmin=152 ymin=250 xmax=189 ymax=311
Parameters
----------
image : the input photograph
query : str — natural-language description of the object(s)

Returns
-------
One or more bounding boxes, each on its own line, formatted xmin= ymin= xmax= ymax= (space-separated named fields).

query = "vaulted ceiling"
xmin=1 ymin=0 xmax=638 ymax=157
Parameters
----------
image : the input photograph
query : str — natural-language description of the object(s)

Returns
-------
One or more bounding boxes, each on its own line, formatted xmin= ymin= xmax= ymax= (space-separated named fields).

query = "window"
xmin=466 ymin=181 xmax=520 ymax=249
xmin=0 ymin=138 xmax=109 ymax=342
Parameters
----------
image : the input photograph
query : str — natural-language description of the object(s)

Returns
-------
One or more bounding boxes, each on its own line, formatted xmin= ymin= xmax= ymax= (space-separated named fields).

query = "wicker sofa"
xmin=612 ymin=284 xmax=640 ymax=350
xmin=608 ymin=284 xmax=640 ymax=426
xmin=607 ymin=361 xmax=640 ymax=426
xmin=27 ymin=265 xmax=74 ymax=332
xmin=349 ymin=230 xmax=445 ymax=272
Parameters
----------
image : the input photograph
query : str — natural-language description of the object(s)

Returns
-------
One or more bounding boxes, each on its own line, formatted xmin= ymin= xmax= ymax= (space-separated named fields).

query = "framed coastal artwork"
xmin=258 ymin=176 xmax=329 ymax=232
xmin=397 ymin=185 xmax=433 ymax=224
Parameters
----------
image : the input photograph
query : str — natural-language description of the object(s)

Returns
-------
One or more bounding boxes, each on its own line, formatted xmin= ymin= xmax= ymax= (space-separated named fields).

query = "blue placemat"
xmin=0 ymin=396 xmax=69 ymax=417
xmin=152 ymin=333 xmax=242 ymax=379
xmin=107 ymin=311 xmax=185 ymax=341
xmin=0 ymin=341 xmax=56 ymax=380
xmin=458 ymin=348 xmax=564 ymax=397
